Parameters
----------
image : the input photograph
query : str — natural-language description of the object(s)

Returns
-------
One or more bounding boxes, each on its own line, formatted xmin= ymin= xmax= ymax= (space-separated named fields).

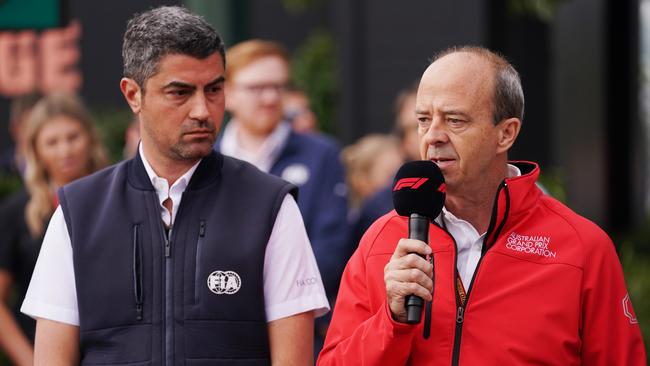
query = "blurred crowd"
xmin=0 ymin=38 xmax=420 ymax=365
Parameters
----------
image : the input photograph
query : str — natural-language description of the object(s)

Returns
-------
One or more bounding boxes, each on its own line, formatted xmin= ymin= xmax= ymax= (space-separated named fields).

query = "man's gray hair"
xmin=432 ymin=46 xmax=525 ymax=124
xmin=122 ymin=6 xmax=225 ymax=89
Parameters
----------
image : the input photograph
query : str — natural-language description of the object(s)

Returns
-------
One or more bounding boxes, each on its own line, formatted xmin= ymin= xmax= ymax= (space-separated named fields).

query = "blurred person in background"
xmin=0 ymin=93 xmax=107 ymax=366
xmin=284 ymin=87 xmax=318 ymax=133
xmin=217 ymin=39 xmax=348 ymax=358
xmin=393 ymin=83 xmax=420 ymax=162
xmin=218 ymin=39 xmax=349 ymax=302
xmin=122 ymin=114 xmax=141 ymax=159
xmin=342 ymin=134 xmax=403 ymax=210
xmin=348 ymin=84 xmax=421 ymax=250
xmin=343 ymin=134 xmax=404 ymax=259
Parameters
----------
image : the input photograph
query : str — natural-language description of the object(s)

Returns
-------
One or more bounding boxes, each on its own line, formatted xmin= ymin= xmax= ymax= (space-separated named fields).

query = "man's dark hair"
xmin=122 ymin=6 xmax=225 ymax=89
xmin=431 ymin=46 xmax=525 ymax=124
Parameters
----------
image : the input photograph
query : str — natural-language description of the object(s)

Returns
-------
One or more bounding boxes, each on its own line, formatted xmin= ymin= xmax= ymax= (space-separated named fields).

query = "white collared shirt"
xmin=437 ymin=164 xmax=522 ymax=288
xmin=21 ymin=142 xmax=329 ymax=325
xmin=139 ymin=143 xmax=200 ymax=227
xmin=220 ymin=120 xmax=291 ymax=173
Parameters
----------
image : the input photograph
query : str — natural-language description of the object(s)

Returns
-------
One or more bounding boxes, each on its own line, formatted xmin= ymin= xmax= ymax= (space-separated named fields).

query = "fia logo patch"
xmin=207 ymin=270 xmax=241 ymax=295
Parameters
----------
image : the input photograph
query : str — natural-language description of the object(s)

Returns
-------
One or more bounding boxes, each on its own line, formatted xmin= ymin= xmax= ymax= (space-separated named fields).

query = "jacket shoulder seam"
xmin=490 ymin=250 xmax=584 ymax=272
xmin=362 ymin=215 xmax=403 ymax=265
xmin=538 ymin=199 xmax=592 ymax=269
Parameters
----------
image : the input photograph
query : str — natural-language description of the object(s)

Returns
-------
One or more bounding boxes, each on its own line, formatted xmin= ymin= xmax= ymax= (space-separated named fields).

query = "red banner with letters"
xmin=0 ymin=20 xmax=81 ymax=97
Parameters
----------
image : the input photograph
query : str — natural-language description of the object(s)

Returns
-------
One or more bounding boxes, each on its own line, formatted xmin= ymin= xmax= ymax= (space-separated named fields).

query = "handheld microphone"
xmin=392 ymin=160 xmax=446 ymax=324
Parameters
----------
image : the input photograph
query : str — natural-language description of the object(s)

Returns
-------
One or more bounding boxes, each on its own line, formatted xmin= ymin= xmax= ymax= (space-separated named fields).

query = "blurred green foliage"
xmin=508 ymin=0 xmax=564 ymax=22
xmin=537 ymin=167 xmax=567 ymax=203
xmin=91 ymin=107 xmax=134 ymax=164
xmin=291 ymin=30 xmax=338 ymax=135
xmin=0 ymin=172 xmax=22 ymax=201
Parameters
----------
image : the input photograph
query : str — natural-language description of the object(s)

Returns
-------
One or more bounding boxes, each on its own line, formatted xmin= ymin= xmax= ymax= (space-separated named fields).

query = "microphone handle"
xmin=405 ymin=213 xmax=430 ymax=324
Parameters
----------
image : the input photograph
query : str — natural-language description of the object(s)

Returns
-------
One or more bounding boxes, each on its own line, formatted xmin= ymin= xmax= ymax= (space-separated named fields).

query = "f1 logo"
xmin=393 ymin=178 xmax=429 ymax=191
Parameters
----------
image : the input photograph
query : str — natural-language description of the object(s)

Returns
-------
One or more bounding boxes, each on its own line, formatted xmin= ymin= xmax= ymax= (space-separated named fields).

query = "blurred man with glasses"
xmin=217 ymin=41 xmax=349 ymax=327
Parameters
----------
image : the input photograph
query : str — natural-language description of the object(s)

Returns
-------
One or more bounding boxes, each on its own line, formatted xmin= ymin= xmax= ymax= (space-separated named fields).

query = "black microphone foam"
xmin=392 ymin=160 xmax=446 ymax=219
xmin=392 ymin=160 xmax=446 ymax=325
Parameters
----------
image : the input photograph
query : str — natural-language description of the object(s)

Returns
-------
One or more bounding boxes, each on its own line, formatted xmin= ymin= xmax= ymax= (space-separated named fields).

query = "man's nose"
xmin=422 ymin=118 xmax=449 ymax=146
xmin=189 ymin=93 xmax=210 ymax=121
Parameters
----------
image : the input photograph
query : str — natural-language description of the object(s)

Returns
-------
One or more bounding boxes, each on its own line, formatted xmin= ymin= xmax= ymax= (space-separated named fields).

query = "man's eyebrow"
xmin=441 ymin=109 xmax=469 ymax=117
xmin=206 ymin=76 xmax=225 ymax=86
xmin=415 ymin=108 xmax=429 ymax=115
xmin=162 ymin=76 xmax=225 ymax=90
xmin=163 ymin=81 xmax=196 ymax=89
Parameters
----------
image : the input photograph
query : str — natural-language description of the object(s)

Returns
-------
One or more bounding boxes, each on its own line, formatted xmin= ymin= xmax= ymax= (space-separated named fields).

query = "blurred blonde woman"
xmin=342 ymin=134 xmax=404 ymax=209
xmin=0 ymin=93 xmax=107 ymax=366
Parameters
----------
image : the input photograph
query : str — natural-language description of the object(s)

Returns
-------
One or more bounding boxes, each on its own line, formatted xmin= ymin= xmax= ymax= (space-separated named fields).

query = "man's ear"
xmin=120 ymin=78 xmax=142 ymax=114
xmin=496 ymin=117 xmax=521 ymax=154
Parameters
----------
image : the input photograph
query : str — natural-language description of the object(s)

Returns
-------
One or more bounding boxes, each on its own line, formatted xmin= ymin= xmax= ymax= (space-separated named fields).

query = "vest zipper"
xmin=194 ymin=220 xmax=206 ymax=303
xmin=132 ymin=224 xmax=143 ymax=321
xmin=164 ymin=234 xmax=171 ymax=257
xmin=450 ymin=182 xmax=510 ymax=366
xmin=149 ymin=192 xmax=177 ymax=366
xmin=163 ymin=226 xmax=173 ymax=366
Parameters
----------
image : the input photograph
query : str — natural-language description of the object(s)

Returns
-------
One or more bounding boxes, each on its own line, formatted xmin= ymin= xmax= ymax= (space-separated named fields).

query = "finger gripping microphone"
xmin=392 ymin=160 xmax=446 ymax=324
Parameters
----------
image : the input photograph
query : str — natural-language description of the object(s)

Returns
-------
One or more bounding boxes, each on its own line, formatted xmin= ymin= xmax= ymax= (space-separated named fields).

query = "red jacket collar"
xmin=504 ymin=161 xmax=542 ymax=216
xmin=483 ymin=161 xmax=542 ymax=250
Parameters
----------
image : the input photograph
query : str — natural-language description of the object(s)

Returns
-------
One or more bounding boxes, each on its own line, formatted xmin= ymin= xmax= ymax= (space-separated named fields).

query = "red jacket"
xmin=318 ymin=162 xmax=645 ymax=365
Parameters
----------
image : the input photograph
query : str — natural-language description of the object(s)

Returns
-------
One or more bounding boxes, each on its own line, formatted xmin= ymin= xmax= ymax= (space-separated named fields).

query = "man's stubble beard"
xmin=169 ymin=133 xmax=217 ymax=161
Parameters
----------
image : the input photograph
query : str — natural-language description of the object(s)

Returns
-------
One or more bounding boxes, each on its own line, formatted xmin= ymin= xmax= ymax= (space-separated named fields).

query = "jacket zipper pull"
xmin=199 ymin=221 xmax=206 ymax=237
xmin=456 ymin=306 xmax=465 ymax=324
xmin=165 ymin=237 xmax=171 ymax=257
xmin=136 ymin=303 xmax=143 ymax=320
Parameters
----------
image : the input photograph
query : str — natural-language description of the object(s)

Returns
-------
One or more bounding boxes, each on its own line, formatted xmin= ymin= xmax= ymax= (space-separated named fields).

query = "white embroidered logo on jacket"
xmin=207 ymin=270 xmax=242 ymax=295
xmin=505 ymin=232 xmax=557 ymax=258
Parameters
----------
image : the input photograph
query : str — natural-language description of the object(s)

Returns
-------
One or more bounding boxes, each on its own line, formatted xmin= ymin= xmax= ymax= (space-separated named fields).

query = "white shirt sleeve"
xmin=21 ymin=206 xmax=79 ymax=325
xmin=263 ymin=194 xmax=330 ymax=322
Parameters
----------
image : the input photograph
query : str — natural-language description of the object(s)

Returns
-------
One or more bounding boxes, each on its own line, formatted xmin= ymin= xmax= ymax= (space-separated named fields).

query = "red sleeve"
xmin=580 ymin=229 xmax=646 ymax=364
xmin=317 ymin=219 xmax=417 ymax=365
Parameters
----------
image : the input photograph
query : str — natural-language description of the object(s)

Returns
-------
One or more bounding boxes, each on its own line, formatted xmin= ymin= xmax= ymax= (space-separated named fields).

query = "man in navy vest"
xmin=21 ymin=6 xmax=329 ymax=365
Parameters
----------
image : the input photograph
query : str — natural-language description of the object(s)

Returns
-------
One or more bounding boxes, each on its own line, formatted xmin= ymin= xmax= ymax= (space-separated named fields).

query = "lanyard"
xmin=456 ymin=275 xmax=467 ymax=306
xmin=440 ymin=212 xmax=468 ymax=306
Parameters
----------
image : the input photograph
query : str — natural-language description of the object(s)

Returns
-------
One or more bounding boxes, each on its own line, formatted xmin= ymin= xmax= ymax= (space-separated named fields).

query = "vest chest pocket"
xmin=188 ymin=219 xmax=266 ymax=321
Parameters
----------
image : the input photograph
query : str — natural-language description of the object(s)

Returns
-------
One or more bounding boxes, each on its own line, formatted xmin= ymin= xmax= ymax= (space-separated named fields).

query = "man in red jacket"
xmin=318 ymin=46 xmax=646 ymax=365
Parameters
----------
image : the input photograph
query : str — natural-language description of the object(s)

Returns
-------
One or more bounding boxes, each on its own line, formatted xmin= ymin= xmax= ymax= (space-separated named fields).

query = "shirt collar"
xmin=440 ymin=163 xmax=522 ymax=223
xmin=220 ymin=119 xmax=291 ymax=172
xmin=138 ymin=142 xmax=201 ymax=194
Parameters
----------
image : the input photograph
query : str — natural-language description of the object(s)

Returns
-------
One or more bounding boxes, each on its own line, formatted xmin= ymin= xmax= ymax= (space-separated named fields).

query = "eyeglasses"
xmin=232 ymin=82 xmax=288 ymax=96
